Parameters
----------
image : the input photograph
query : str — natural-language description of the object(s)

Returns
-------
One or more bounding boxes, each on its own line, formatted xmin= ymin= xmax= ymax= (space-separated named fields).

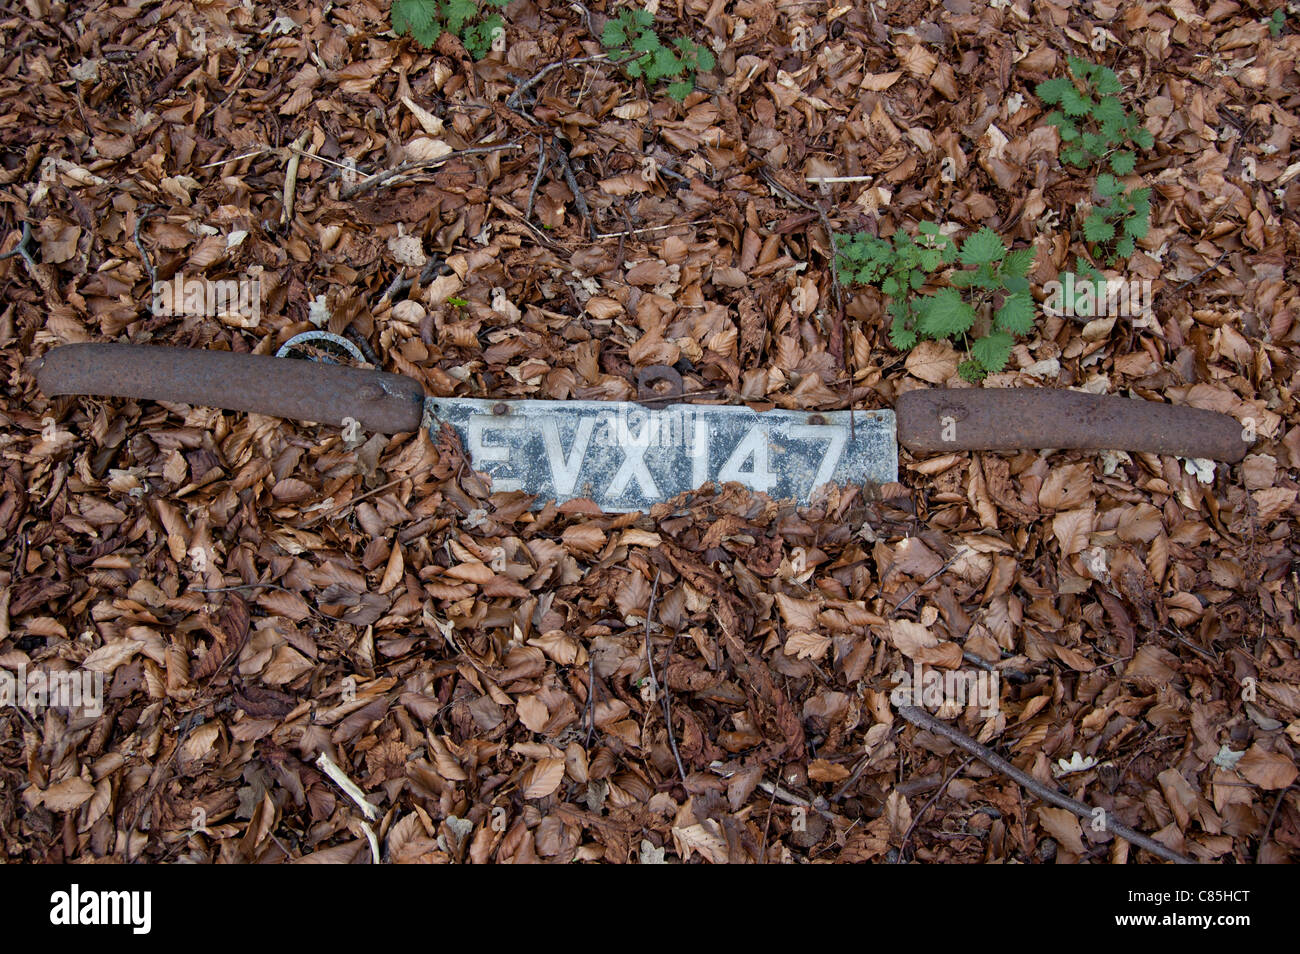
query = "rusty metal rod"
xmin=35 ymin=344 xmax=425 ymax=433
xmin=896 ymin=388 xmax=1249 ymax=463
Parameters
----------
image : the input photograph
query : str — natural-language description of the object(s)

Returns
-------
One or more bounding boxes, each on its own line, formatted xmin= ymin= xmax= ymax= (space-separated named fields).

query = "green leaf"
xmin=1092 ymin=96 xmax=1125 ymax=125
xmin=393 ymin=0 xmax=440 ymax=45
xmin=1002 ymin=246 xmax=1037 ymax=278
xmin=995 ymin=292 xmax=1036 ymax=334
xmin=917 ymin=288 xmax=975 ymax=338
xmin=666 ymin=79 xmax=694 ymax=100
xmin=890 ymin=317 xmax=918 ymax=350
xmin=1109 ymin=150 xmax=1136 ymax=175
xmin=1115 ymin=236 xmax=1135 ymax=259
xmin=650 ymin=45 xmax=681 ymax=79
xmin=959 ymin=227 xmax=1005 ymax=266
xmin=1061 ymin=146 xmax=1089 ymax=167
xmin=1081 ymin=132 xmax=1109 ymax=156
xmin=632 ymin=29 xmax=661 ymax=54
xmin=1035 ymin=77 xmax=1073 ymax=105
xmin=1067 ymin=56 xmax=1092 ymax=79
xmin=1133 ymin=127 xmax=1154 ymax=150
xmin=602 ymin=18 xmax=628 ymax=47
xmin=442 ymin=0 xmax=477 ymax=35
xmin=1096 ymin=173 xmax=1125 ymax=197
xmin=1061 ymin=86 xmax=1093 ymax=117
xmin=1093 ymin=67 xmax=1123 ymax=95
xmin=958 ymin=359 xmax=987 ymax=383
xmin=971 ymin=332 xmax=1014 ymax=373
xmin=949 ymin=270 xmax=977 ymax=288
xmin=1084 ymin=213 xmax=1116 ymax=243
xmin=1123 ymin=210 xmax=1149 ymax=239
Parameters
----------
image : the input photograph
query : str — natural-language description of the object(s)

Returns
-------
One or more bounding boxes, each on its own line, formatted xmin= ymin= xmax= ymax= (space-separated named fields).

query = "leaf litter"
xmin=0 ymin=0 xmax=1297 ymax=863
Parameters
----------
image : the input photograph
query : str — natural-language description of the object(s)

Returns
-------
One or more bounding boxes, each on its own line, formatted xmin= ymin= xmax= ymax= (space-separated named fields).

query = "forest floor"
xmin=0 ymin=0 xmax=1297 ymax=863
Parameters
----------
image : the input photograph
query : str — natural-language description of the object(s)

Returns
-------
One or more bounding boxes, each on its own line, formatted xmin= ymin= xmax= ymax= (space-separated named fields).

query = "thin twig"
xmin=340 ymin=143 xmax=521 ymax=199
xmin=890 ymin=547 xmax=965 ymax=618
xmin=643 ymin=570 xmax=687 ymax=785
xmin=897 ymin=705 xmax=1193 ymax=864
xmin=896 ymin=756 xmax=976 ymax=862
xmin=320 ymin=463 xmax=438 ymax=517
xmin=506 ymin=53 xmax=615 ymax=114
xmin=526 ymin=135 xmax=548 ymax=225
xmin=553 ymin=136 xmax=597 ymax=241
xmin=134 ymin=205 xmax=161 ymax=295
xmin=0 ymin=222 xmax=35 ymax=265
xmin=584 ymin=652 xmax=597 ymax=748
xmin=191 ymin=582 xmax=334 ymax=621
xmin=1257 ymin=784 xmax=1296 ymax=863
xmin=806 ymin=175 xmax=875 ymax=184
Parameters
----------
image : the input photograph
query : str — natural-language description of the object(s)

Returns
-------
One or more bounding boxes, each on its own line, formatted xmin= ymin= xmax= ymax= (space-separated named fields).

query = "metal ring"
xmin=275 ymin=331 xmax=366 ymax=365
xmin=637 ymin=364 xmax=684 ymax=408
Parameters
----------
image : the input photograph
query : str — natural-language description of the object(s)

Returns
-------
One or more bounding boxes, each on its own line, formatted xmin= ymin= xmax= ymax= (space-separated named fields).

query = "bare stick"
xmin=340 ymin=143 xmax=521 ymax=199
xmin=644 ymin=570 xmax=687 ymax=785
xmin=506 ymin=53 xmax=612 ymax=113
xmin=896 ymin=755 xmax=976 ymax=862
xmin=890 ymin=547 xmax=966 ymax=617
xmin=896 ymin=705 xmax=1193 ymax=864
xmin=553 ymin=137 xmax=596 ymax=241
xmin=526 ymin=135 xmax=548 ymax=225
xmin=281 ymin=129 xmax=313 ymax=226
xmin=133 ymin=206 xmax=160 ymax=294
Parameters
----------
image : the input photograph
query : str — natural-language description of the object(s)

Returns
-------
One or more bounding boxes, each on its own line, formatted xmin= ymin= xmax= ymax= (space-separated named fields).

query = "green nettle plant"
xmin=1083 ymin=173 xmax=1152 ymax=264
xmin=391 ymin=0 xmax=510 ymax=59
xmin=1052 ymin=256 xmax=1108 ymax=316
xmin=836 ymin=222 xmax=957 ymax=350
xmin=837 ymin=225 xmax=1038 ymax=382
xmin=1035 ymin=56 xmax=1154 ymax=175
xmin=601 ymin=6 xmax=715 ymax=101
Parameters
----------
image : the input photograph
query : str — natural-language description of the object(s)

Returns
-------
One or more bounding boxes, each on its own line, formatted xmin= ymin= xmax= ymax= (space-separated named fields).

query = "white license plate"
xmin=427 ymin=398 xmax=897 ymax=512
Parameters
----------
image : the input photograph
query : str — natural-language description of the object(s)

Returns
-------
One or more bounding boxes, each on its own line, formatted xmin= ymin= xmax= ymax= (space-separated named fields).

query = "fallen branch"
xmin=316 ymin=749 xmax=380 ymax=821
xmin=896 ymin=755 xmax=976 ymax=862
xmin=280 ymin=129 xmax=313 ymax=226
xmin=340 ymin=143 xmax=521 ymax=199
xmin=644 ymin=570 xmax=688 ymax=785
xmin=897 ymin=705 xmax=1193 ymax=864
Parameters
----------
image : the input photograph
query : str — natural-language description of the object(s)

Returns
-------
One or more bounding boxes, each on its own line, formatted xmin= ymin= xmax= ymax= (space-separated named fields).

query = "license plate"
xmin=426 ymin=398 xmax=897 ymax=512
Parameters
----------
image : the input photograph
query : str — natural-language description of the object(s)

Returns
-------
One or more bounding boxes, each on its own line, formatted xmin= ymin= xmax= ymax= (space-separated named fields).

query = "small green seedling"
xmin=1271 ymin=8 xmax=1286 ymax=36
xmin=1083 ymin=173 xmax=1151 ymax=264
xmin=1035 ymin=57 xmax=1154 ymax=175
xmin=838 ymin=225 xmax=1038 ymax=382
xmin=836 ymin=222 xmax=957 ymax=350
xmin=446 ymin=296 xmax=469 ymax=307
xmin=917 ymin=228 xmax=1037 ymax=381
xmin=392 ymin=0 xmax=510 ymax=60
xmin=601 ymin=6 xmax=715 ymax=101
